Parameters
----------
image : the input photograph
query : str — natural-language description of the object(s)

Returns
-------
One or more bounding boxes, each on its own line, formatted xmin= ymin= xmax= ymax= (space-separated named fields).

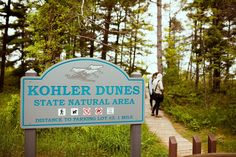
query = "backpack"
xmin=154 ymin=80 xmax=164 ymax=102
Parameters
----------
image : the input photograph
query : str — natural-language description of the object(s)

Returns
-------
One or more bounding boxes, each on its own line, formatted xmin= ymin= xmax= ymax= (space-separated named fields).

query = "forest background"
xmin=0 ymin=0 xmax=235 ymax=156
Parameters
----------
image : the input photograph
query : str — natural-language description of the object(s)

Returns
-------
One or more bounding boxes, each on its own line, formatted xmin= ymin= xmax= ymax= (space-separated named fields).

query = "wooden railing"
xmin=185 ymin=153 xmax=236 ymax=157
xmin=169 ymin=134 xmax=236 ymax=157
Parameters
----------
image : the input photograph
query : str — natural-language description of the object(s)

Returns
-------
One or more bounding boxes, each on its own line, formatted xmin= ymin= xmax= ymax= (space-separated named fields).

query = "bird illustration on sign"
xmin=66 ymin=64 xmax=103 ymax=82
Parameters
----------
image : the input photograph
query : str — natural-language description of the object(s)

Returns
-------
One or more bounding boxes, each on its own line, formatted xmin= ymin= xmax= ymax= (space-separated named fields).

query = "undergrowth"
xmin=162 ymin=79 xmax=236 ymax=153
xmin=0 ymin=91 xmax=168 ymax=157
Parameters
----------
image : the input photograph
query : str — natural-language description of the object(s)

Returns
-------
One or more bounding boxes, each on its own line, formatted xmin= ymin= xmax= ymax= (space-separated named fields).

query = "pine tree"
xmin=0 ymin=0 xmax=10 ymax=92
xmin=185 ymin=0 xmax=236 ymax=93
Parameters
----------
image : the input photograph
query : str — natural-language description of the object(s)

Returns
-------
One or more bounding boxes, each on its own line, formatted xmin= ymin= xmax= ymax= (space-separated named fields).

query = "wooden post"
xmin=208 ymin=134 xmax=216 ymax=153
xmin=130 ymin=124 xmax=141 ymax=157
xmin=24 ymin=69 xmax=37 ymax=157
xmin=193 ymin=135 xmax=201 ymax=154
xmin=25 ymin=129 xmax=36 ymax=157
xmin=169 ymin=136 xmax=177 ymax=157
xmin=130 ymin=72 xmax=142 ymax=157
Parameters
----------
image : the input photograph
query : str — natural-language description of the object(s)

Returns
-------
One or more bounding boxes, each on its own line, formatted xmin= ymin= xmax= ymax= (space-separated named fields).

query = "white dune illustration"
xmin=66 ymin=64 xmax=103 ymax=81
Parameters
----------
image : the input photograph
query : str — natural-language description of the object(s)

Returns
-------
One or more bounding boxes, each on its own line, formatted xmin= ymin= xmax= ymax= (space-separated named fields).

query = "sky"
xmin=144 ymin=0 xmax=191 ymax=74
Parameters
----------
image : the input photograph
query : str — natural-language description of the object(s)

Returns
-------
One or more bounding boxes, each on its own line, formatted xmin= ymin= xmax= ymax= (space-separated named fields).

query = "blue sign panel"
xmin=21 ymin=58 xmax=144 ymax=128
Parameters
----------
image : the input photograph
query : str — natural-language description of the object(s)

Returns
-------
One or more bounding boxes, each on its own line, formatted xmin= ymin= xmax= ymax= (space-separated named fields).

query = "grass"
xmin=0 ymin=91 xmax=168 ymax=157
xmin=35 ymin=124 xmax=168 ymax=157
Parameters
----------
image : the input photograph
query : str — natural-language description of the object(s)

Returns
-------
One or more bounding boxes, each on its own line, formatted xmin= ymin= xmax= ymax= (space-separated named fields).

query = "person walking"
xmin=151 ymin=73 xmax=164 ymax=117
xmin=148 ymin=73 xmax=157 ymax=110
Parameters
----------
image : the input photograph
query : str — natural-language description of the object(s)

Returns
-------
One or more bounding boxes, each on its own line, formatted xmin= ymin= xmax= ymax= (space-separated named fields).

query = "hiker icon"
xmin=58 ymin=108 xmax=66 ymax=116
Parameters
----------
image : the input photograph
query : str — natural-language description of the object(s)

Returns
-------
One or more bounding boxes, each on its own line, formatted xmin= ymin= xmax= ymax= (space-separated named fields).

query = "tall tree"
xmin=25 ymin=0 xmax=153 ymax=75
xmin=185 ymin=0 xmax=236 ymax=93
xmin=157 ymin=0 xmax=163 ymax=73
xmin=0 ymin=0 xmax=10 ymax=92
xmin=164 ymin=16 xmax=184 ymax=85
xmin=26 ymin=0 xmax=84 ymax=71
xmin=10 ymin=0 xmax=31 ymax=74
xmin=100 ymin=1 xmax=116 ymax=60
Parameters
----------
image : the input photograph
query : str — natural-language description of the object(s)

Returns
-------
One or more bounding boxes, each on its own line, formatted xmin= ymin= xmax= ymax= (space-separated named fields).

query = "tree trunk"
xmin=212 ymin=1 xmax=222 ymax=93
xmin=193 ymin=20 xmax=199 ymax=91
xmin=213 ymin=67 xmax=220 ymax=92
xmin=114 ymin=16 xmax=120 ymax=64
xmin=186 ymin=50 xmax=193 ymax=80
xmin=157 ymin=0 xmax=163 ymax=73
xmin=208 ymin=59 xmax=213 ymax=89
xmin=0 ymin=0 xmax=11 ymax=93
xmin=200 ymin=23 xmax=207 ymax=107
xmin=90 ymin=9 xmax=97 ymax=58
xmin=131 ymin=2 xmax=140 ymax=73
xmin=129 ymin=38 xmax=133 ymax=75
xmin=120 ymin=8 xmax=128 ymax=68
xmin=120 ymin=34 xmax=124 ymax=67
xmin=101 ymin=7 xmax=112 ymax=60
xmin=195 ymin=53 xmax=199 ymax=91
xmin=224 ymin=19 xmax=231 ymax=87
xmin=73 ymin=36 xmax=77 ymax=58
xmin=89 ymin=40 xmax=94 ymax=58
xmin=186 ymin=31 xmax=194 ymax=81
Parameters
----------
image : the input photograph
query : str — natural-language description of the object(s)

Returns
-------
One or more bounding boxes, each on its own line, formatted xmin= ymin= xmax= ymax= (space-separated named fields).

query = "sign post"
xmin=130 ymin=72 xmax=142 ymax=157
xmin=24 ymin=69 xmax=37 ymax=157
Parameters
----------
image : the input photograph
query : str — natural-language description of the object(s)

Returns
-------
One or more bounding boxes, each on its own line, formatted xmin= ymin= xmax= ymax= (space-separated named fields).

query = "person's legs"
xmin=151 ymin=103 xmax=156 ymax=116
xmin=155 ymin=101 xmax=160 ymax=116
xmin=152 ymin=94 xmax=158 ymax=116
xmin=149 ymin=94 xmax=153 ymax=108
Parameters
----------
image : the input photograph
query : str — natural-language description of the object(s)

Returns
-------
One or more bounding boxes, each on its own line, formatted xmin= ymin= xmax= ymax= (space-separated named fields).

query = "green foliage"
xmin=219 ymin=138 xmax=236 ymax=152
xmin=184 ymin=0 xmax=236 ymax=92
xmin=4 ymin=95 xmax=20 ymax=126
xmin=165 ymin=94 xmax=236 ymax=134
xmin=0 ymin=94 xmax=23 ymax=157
xmin=23 ymin=0 xmax=154 ymax=74
xmin=36 ymin=124 xmax=167 ymax=157
xmin=37 ymin=127 xmax=115 ymax=156
xmin=165 ymin=105 xmax=200 ymax=131
xmin=2 ymin=67 xmax=20 ymax=92
xmin=226 ymin=104 xmax=236 ymax=133
xmin=163 ymin=79 xmax=200 ymax=106
xmin=163 ymin=73 xmax=236 ymax=134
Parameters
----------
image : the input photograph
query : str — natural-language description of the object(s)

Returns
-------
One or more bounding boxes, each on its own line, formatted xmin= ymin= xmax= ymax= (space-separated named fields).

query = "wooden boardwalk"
xmin=145 ymin=91 xmax=192 ymax=157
